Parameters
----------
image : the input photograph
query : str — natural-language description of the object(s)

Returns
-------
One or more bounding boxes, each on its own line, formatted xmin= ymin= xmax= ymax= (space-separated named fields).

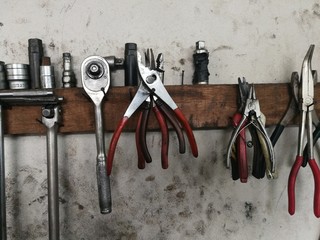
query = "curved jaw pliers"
xmin=288 ymin=44 xmax=320 ymax=217
xmin=227 ymin=85 xmax=276 ymax=179
xmin=107 ymin=51 xmax=198 ymax=175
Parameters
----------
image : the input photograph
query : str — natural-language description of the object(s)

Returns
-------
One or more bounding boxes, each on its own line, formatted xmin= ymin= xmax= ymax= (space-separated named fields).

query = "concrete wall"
xmin=1 ymin=0 xmax=320 ymax=239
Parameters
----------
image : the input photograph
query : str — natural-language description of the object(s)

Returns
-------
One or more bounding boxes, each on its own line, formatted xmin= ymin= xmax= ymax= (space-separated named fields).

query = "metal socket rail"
xmin=0 ymin=89 xmax=63 ymax=240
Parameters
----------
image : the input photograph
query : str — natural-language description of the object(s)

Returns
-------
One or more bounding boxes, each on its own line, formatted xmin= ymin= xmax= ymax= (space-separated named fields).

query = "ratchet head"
xmin=81 ymin=56 xmax=110 ymax=105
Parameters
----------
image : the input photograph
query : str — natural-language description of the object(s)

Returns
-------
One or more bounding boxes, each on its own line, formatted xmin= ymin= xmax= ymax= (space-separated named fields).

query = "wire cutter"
xmin=288 ymin=44 xmax=320 ymax=217
xmin=227 ymin=84 xmax=276 ymax=179
xmin=107 ymin=51 xmax=198 ymax=175
xmin=135 ymin=49 xmax=186 ymax=169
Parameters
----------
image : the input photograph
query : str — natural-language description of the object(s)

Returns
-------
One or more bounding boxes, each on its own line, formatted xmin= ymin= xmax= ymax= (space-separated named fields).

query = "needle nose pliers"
xmin=288 ymin=44 xmax=320 ymax=217
xmin=107 ymin=51 xmax=198 ymax=175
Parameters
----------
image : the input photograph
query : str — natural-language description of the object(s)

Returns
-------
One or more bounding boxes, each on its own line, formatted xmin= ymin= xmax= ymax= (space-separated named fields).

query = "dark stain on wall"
xmin=244 ymin=201 xmax=256 ymax=220
xmin=145 ymin=175 xmax=155 ymax=181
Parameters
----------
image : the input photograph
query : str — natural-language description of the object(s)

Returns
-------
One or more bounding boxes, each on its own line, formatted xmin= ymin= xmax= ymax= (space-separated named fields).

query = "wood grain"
xmin=2 ymin=84 xmax=317 ymax=135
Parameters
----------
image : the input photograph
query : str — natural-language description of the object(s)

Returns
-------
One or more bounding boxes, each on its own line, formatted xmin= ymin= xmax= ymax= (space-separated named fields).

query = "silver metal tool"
xmin=0 ymin=90 xmax=59 ymax=240
xmin=40 ymin=57 xmax=55 ymax=89
xmin=5 ymin=64 xmax=30 ymax=89
xmin=81 ymin=56 xmax=112 ymax=214
xmin=62 ymin=53 xmax=76 ymax=88
xmin=42 ymin=105 xmax=62 ymax=240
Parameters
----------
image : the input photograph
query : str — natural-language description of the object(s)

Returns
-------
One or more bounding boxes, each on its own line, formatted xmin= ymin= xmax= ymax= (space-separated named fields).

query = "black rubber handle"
xmin=97 ymin=162 xmax=112 ymax=214
xmin=270 ymin=124 xmax=285 ymax=146
xmin=124 ymin=43 xmax=138 ymax=86
xmin=250 ymin=125 xmax=266 ymax=179
xmin=193 ymin=52 xmax=209 ymax=84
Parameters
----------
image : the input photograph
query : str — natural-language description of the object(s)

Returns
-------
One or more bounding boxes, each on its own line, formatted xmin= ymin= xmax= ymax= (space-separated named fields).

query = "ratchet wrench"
xmin=42 ymin=105 xmax=62 ymax=240
xmin=81 ymin=56 xmax=112 ymax=214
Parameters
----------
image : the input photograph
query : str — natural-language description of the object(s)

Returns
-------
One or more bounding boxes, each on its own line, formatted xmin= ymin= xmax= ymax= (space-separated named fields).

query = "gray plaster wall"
xmin=1 ymin=0 xmax=320 ymax=239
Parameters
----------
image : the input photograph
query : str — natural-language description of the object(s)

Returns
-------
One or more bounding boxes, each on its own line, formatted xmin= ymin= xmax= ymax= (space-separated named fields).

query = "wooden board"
xmin=2 ymin=83 xmax=314 ymax=135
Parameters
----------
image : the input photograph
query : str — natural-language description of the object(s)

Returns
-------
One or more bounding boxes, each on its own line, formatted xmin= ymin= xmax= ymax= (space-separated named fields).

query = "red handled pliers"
xmin=107 ymin=51 xmax=198 ymax=175
xmin=231 ymin=77 xmax=250 ymax=182
xmin=288 ymin=44 xmax=320 ymax=217
xmin=135 ymin=49 xmax=186 ymax=169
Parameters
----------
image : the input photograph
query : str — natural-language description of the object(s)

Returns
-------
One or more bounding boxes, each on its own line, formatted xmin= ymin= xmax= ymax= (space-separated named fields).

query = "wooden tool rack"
xmin=3 ymin=83 xmax=319 ymax=135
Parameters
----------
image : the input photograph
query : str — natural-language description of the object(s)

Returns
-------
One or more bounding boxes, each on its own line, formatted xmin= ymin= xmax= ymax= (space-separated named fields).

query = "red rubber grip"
xmin=288 ymin=155 xmax=303 ymax=215
xmin=107 ymin=117 xmax=129 ymax=175
xmin=232 ymin=113 xmax=248 ymax=183
xmin=153 ymin=106 xmax=169 ymax=169
xmin=308 ymin=159 xmax=320 ymax=218
xmin=174 ymin=108 xmax=198 ymax=157
xmin=135 ymin=113 xmax=145 ymax=169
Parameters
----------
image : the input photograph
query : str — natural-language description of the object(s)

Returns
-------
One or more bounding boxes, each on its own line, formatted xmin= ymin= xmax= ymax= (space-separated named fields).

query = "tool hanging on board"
xmin=135 ymin=49 xmax=186 ymax=169
xmin=270 ymin=71 xmax=320 ymax=169
xmin=81 ymin=56 xmax=112 ymax=214
xmin=62 ymin=53 xmax=76 ymax=88
xmin=287 ymin=44 xmax=320 ymax=218
xmin=124 ymin=43 xmax=138 ymax=86
xmin=0 ymin=90 xmax=62 ymax=240
xmin=193 ymin=41 xmax=209 ymax=84
xmin=40 ymin=57 xmax=56 ymax=89
xmin=41 ymin=103 xmax=63 ymax=240
xmin=230 ymin=78 xmax=250 ymax=182
xmin=28 ymin=38 xmax=43 ymax=89
xmin=107 ymin=50 xmax=198 ymax=175
xmin=226 ymin=82 xmax=276 ymax=180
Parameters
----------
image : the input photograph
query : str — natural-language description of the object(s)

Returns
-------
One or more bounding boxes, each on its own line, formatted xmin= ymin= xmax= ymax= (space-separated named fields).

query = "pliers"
xmin=231 ymin=78 xmax=269 ymax=181
xmin=227 ymin=84 xmax=276 ymax=179
xmin=271 ymin=70 xmax=320 ymax=168
xmin=230 ymin=77 xmax=250 ymax=182
xmin=288 ymin=44 xmax=320 ymax=217
xmin=107 ymin=51 xmax=198 ymax=175
xmin=135 ymin=49 xmax=186 ymax=169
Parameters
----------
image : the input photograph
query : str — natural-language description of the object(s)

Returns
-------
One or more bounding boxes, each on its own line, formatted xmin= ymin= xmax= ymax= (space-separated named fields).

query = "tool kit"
xmin=1 ymin=38 xmax=320 ymax=240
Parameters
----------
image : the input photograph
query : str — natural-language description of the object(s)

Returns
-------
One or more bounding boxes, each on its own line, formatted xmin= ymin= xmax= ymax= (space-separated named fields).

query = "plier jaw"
xmin=300 ymin=44 xmax=315 ymax=111
xmin=137 ymin=52 xmax=178 ymax=110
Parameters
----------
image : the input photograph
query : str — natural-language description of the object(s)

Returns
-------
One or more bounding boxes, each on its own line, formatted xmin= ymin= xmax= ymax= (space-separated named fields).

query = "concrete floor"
xmin=1 ymin=0 xmax=320 ymax=239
